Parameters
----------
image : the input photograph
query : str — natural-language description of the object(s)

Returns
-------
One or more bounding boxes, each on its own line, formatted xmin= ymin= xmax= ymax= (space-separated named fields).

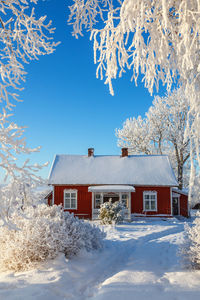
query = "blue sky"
xmin=11 ymin=0 xmax=160 ymax=179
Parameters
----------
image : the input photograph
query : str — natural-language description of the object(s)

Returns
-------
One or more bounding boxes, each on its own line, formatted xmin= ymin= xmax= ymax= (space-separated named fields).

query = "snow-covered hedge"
xmin=0 ymin=204 xmax=105 ymax=271
xmin=99 ymin=199 xmax=125 ymax=225
xmin=182 ymin=211 xmax=200 ymax=268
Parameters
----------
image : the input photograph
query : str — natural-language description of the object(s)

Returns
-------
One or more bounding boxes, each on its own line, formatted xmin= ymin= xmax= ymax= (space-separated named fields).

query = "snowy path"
xmin=1 ymin=219 xmax=200 ymax=300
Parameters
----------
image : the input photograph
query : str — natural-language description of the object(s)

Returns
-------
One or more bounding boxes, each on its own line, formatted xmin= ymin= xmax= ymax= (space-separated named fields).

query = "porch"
xmin=88 ymin=185 xmax=135 ymax=220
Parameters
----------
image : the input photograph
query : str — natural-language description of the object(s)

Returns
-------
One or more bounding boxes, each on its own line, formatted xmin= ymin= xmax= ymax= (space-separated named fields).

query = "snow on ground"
xmin=0 ymin=218 xmax=200 ymax=300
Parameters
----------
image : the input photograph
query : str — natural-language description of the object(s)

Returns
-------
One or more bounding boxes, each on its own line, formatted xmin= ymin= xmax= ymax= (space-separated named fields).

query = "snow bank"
xmin=1 ymin=218 xmax=200 ymax=300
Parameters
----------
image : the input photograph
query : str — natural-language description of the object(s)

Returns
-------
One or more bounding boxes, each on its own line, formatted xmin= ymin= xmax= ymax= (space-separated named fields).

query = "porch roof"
xmin=88 ymin=185 xmax=135 ymax=193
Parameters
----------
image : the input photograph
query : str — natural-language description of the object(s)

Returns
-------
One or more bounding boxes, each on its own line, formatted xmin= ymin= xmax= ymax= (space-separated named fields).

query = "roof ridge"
xmin=54 ymin=154 xmax=169 ymax=158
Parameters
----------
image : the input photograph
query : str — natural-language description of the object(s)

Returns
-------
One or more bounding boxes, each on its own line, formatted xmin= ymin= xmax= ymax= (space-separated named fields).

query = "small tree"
xmin=99 ymin=199 xmax=126 ymax=225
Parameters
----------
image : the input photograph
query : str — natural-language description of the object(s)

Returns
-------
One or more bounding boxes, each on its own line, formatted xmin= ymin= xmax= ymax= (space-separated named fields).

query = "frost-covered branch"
xmin=69 ymin=0 xmax=198 ymax=95
xmin=69 ymin=0 xmax=200 ymax=197
xmin=0 ymin=108 xmax=48 ymax=227
xmin=0 ymin=0 xmax=58 ymax=108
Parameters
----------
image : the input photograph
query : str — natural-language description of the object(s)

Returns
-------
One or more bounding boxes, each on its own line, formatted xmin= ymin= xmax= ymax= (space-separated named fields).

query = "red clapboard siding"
xmin=179 ymin=194 xmax=188 ymax=217
xmin=54 ymin=185 xmax=92 ymax=219
xmin=52 ymin=185 xmax=189 ymax=218
xmin=131 ymin=186 xmax=172 ymax=216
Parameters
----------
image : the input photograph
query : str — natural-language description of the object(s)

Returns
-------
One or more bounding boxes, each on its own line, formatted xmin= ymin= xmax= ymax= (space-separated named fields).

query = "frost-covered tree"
xmin=0 ymin=109 xmax=47 ymax=227
xmin=0 ymin=0 xmax=57 ymax=108
xmin=0 ymin=0 xmax=58 ymax=226
xmin=116 ymin=116 xmax=152 ymax=155
xmin=69 ymin=0 xmax=200 ymax=196
xmin=116 ymin=88 xmax=191 ymax=189
xmin=68 ymin=1 xmax=200 ymax=95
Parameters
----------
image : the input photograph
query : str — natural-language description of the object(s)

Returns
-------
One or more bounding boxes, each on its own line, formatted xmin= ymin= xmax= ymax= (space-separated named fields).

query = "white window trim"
xmin=93 ymin=192 xmax=131 ymax=210
xmin=94 ymin=192 xmax=103 ymax=209
xmin=120 ymin=192 xmax=130 ymax=209
xmin=143 ymin=191 xmax=157 ymax=212
xmin=64 ymin=189 xmax=77 ymax=210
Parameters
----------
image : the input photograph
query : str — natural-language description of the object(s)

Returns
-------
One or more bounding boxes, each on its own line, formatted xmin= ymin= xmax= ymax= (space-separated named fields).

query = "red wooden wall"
xmin=131 ymin=186 xmax=172 ymax=216
xmin=179 ymin=194 xmax=188 ymax=217
xmin=52 ymin=185 xmax=174 ymax=218
xmin=54 ymin=185 xmax=92 ymax=219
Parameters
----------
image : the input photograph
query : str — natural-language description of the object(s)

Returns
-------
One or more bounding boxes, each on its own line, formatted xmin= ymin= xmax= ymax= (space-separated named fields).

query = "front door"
xmin=172 ymin=197 xmax=179 ymax=215
xmin=103 ymin=192 xmax=119 ymax=203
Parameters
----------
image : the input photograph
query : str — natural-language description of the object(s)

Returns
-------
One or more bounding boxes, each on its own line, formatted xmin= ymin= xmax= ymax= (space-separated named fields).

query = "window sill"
xmin=64 ymin=208 xmax=77 ymax=210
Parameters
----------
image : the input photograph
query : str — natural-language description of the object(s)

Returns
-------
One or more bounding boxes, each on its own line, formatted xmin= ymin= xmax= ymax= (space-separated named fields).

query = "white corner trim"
xmin=52 ymin=187 xmax=54 ymax=205
xmin=170 ymin=187 xmax=172 ymax=216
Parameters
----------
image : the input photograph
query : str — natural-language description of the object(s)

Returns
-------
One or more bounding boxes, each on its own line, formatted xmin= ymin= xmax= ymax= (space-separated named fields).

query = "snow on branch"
xmin=69 ymin=0 xmax=200 ymax=199
xmin=0 ymin=108 xmax=48 ymax=227
xmin=0 ymin=0 xmax=58 ymax=108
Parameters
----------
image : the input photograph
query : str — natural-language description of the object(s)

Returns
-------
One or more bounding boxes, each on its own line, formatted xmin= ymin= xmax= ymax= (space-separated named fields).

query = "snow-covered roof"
xmin=48 ymin=154 xmax=178 ymax=186
xmin=172 ymin=188 xmax=188 ymax=196
xmin=88 ymin=185 xmax=135 ymax=192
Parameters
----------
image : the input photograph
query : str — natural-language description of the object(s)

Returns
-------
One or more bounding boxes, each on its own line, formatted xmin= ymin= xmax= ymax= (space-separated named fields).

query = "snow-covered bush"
xmin=0 ymin=204 xmax=105 ymax=272
xmin=99 ymin=199 xmax=125 ymax=225
xmin=182 ymin=212 xmax=200 ymax=269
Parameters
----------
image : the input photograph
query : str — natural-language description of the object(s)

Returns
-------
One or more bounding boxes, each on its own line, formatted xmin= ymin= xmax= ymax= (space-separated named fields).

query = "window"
xmin=94 ymin=193 xmax=102 ymax=209
xmin=64 ymin=190 xmax=77 ymax=209
xmin=143 ymin=191 xmax=157 ymax=211
xmin=121 ymin=194 xmax=129 ymax=208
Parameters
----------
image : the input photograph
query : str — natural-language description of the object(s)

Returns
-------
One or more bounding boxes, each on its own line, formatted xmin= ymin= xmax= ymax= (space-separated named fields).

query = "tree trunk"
xmin=174 ymin=143 xmax=183 ymax=190
xmin=177 ymin=163 xmax=183 ymax=190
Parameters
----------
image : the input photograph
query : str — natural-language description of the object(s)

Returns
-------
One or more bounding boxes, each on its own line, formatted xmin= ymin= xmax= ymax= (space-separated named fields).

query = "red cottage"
xmin=48 ymin=148 xmax=189 ymax=219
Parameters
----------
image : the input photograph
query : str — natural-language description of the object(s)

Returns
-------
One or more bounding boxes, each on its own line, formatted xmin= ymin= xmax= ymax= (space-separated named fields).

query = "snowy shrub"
xmin=0 ymin=204 xmax=105 ymax=272
xmin=182 ymin=212 xmax=200 ymax=269
xmin=99 ymin=199 xmax=126 ymax=225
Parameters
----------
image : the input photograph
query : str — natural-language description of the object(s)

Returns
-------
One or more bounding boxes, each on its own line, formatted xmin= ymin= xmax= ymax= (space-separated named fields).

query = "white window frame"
xmin=143 ymin=191 xmax=157 ymax=212
xmin=120 ymin=193 xmax=129 ymax=208
xmin=64 ymin=189 xmax=77 ymax=210
xmin=94 ymin=193 xmax=102 ymax=209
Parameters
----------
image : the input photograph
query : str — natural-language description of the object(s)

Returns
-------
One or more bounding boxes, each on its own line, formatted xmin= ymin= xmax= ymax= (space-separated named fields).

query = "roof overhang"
xmin=172 ymin=188 xmax=188 ymax=196
xmin=88 ymin=185 xmax=135 ymax=193
xmin=44 ymin=190 xmax=53 ymax=199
